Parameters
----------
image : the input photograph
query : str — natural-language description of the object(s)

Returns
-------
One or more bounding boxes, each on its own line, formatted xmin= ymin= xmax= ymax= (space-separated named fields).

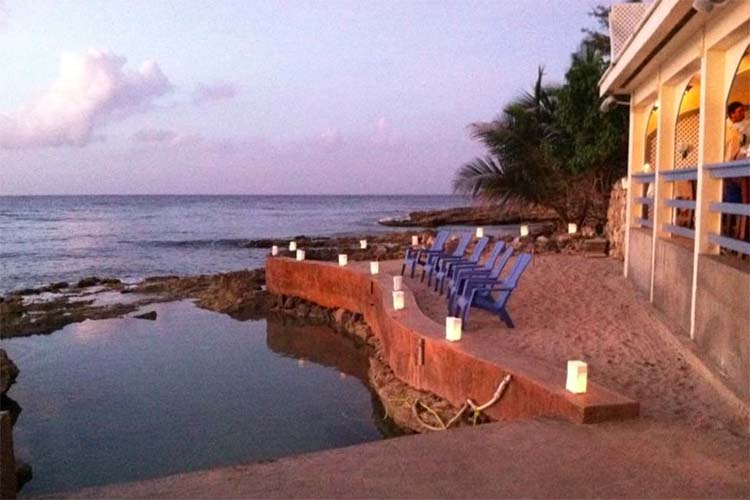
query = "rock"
xmin=0 ymin=395 xmax=22 ymax=426
xmin=295 ymin=303 xmax=310 ymax=317
xmin=606 ymin=177 xmax=627 ymax=260
xmin=49 ymin=281 xmax=69 ymax=290
xmin=0 ymin=350 xmax=19 ymax=395
xmin=134 ymin=311 xmax=157 ymax=320
xmin=378 ymin=203 xmax=557 ymax=228
xmin=307 ymin=306 xmax=327 ymax=321
xmin=16 ymin=460 xmax=32 ymax=491
xmin=555 ymin=233 xmax=571 ymax=245
xmin=76 ymin=277 xmax=101 ymax=288
xmin=333 ymin=308 xmax=347 ymax=325
xmin=0 ymin=297 xmax=24 ymax=318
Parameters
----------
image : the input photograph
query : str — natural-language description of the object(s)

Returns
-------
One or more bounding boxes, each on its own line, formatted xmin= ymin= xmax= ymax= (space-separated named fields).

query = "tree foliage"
xmin=453 ymin=5 xmax=631 ymax=227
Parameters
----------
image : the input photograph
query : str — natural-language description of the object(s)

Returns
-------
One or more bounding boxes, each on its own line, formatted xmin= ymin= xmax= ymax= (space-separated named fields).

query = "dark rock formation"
xmin=378 ymin=203 xmax=558 ymax=227
xmin=134 ymin=311 xmax=157 ymax=320
xmin=0 ymin=350 xmax=19 ymax=395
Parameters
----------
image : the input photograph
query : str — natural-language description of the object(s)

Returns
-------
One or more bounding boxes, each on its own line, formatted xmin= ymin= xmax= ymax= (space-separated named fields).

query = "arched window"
xmin=644 ymin=105 xmax=659 ymax=169
xmin=672 ymin=76 xmax=700 ymax=229
xmin=640 ymin=105 xmax=659 ymax=220
xmin=722 ymin=46 xmax=749 ymax=242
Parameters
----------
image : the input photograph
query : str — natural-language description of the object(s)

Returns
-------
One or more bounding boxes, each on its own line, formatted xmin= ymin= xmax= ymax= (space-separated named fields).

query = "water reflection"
xmin=1 ymin=302 xmax=404 ymax=495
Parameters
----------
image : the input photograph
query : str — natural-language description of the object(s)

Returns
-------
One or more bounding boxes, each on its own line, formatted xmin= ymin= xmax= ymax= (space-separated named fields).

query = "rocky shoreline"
xmin=1 ymin=227 xmax=611 ymax=340
xmin=0 ymin=225 xmax=615 ymax=495
xmin=378 ymin=203 xmax=558 ymax=227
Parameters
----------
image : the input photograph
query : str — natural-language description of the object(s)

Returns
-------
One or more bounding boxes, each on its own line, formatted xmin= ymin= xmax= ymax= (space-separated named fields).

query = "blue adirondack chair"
xmin=432 ymin=236 xmax=489 ymax=293
xmin=452 ymin=252 xmax=532 ymax=328
xmin=447 ymin=245 xmax=513 ymax=312
xmin=437 ymin=240 xmax=506 ymax=295
xmin=421 ymin=232 xmax=472 ymax=285
xmin=400 ymin=230 xmax=449 ymax=278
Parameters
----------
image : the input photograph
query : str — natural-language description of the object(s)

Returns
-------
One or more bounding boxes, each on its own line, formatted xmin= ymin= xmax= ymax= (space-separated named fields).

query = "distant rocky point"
xmin=378 ymin=203 xmax=558 ymax=227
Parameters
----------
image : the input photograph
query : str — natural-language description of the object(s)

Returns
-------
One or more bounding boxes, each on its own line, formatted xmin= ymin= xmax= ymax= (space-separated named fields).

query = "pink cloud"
xmin=0 ymin=49 xmax=173 ymax=149
xmin=191 ymin=81 xmax=238 ymax=105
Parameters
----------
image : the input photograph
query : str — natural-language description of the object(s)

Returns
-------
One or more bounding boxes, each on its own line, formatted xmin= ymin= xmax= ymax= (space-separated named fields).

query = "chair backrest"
xmin=450 ymin=232 xmax=473 ymax=258
xmin=489 ymin=252 xmax=532 ymax=308
xmin=429 ymin=230 xmax=450 ymax=251
xmin=481 ymin=241 xmax=506 ymax=271
xmin=467 ymin=237 xmax=489 ymax=263
xmin=488 ymin=247 xmax=515 ymax=279
xmin=502 ymin=253 xmax=532 ymax=289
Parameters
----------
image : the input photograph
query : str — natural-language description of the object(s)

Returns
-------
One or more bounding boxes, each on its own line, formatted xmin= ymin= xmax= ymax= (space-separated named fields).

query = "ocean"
xmin=0 ymin=195 xmax=469 ymax=293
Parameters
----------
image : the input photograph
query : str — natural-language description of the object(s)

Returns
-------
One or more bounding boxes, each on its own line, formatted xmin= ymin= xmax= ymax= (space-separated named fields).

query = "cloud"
xmin=191 ymin=81 xmax=238 ymax=105
xmin=0 ymin=48 xmax=173 ymax=149
xmin=131 ymin=128 xmax=177 ymax=143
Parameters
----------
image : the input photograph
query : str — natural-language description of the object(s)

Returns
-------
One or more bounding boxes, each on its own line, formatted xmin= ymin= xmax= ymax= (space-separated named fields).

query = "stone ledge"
xmin=266 ymin=257 xmax=639 ymax=424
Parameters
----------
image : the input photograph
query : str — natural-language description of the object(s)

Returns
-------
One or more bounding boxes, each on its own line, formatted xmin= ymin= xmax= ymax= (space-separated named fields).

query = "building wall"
xmin=627 ymin=228 xmax=653 ymax=296
xmin=652 ymin=238 xmax=694 ymax=336
xmin=694 ymin=256 xmax=750 ymax=399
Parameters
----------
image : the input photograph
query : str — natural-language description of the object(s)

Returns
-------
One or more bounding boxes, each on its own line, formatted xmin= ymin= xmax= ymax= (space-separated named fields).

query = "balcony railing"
xmin=705 ymin=158 xmax=750 ymax=256
xmin=631 ymin=172 xmax=654 ymax=229
xmin=660 ymin=167 xmax=697 ymax=240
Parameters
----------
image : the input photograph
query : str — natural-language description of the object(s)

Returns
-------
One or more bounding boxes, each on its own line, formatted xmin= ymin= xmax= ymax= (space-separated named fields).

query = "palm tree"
xmin=453 ymin=69 xmax=578 ymax=224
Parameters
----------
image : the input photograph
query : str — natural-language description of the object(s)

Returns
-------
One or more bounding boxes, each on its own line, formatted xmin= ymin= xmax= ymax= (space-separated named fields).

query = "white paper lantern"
xmin=565 ymin=360 xmax=588 ymax=394
xmin=370 ymin=261 xmax=379 ymax=275
xmin=520 ymin=224 xmax=529 ymax=237
xmin=296 ymin=249 xmax=305 ymax=261
xmin=360 ymin=239 xmax=367 ymax=249
xmin=475 ymin=227 xmax=484 ymax=238
xmin=392 ymin=291 xmax=405 ymax=310
xmin=271 ymin=245 xmax=278 ymax=256
xmin=445 ymin=316 xmax=462 ymax=342
xmin=289 ymin=241 xmax=297 ymax=251
xmin=568 ymin=223 xmax=578 ymax=234
xmin=393 ymin=275 xmax=403 ymax=291
xmin=338 ymin=254 xmax=348 ymax=266
xmin=411 ymin=235 xmax=419 ymax=246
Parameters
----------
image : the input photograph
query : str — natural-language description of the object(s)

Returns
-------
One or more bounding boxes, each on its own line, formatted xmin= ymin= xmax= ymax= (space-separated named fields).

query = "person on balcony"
xmin=724 ymin=102 xmax=749 ymax=242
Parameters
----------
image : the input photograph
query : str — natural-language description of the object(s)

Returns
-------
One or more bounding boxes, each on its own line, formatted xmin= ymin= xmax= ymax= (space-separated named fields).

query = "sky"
xmin=0 ymin=0 xmax=611 ymax=195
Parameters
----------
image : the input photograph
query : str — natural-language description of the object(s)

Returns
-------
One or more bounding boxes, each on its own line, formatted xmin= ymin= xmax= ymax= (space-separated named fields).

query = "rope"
xmin=411 ymin=374 xmax=512 ymax=432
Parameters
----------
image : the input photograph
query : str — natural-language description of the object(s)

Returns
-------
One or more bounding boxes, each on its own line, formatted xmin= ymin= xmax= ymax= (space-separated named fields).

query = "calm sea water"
xmin=0 ymin=195 xmax=468 ymax=293
xmin=3 ymin=301 xmax=401 ymax=495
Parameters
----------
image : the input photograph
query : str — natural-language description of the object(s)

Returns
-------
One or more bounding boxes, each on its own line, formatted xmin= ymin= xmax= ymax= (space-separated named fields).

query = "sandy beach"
xmin=407 ymin=254 xmax=749 ymax=435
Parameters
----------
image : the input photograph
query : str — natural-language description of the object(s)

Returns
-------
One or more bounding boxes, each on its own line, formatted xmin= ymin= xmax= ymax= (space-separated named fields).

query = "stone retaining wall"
xmin=266 ymin=258 xmax=639 ymax=424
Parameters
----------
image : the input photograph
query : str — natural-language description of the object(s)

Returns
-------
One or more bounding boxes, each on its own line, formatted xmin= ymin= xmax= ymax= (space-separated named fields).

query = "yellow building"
xmin=600 ymin=0 xmax=748 ymax=397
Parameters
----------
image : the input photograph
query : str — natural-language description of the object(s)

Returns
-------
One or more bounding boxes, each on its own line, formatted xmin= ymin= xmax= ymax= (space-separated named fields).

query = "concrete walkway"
xmin=43 ymin=417 xmax=749 ymax=499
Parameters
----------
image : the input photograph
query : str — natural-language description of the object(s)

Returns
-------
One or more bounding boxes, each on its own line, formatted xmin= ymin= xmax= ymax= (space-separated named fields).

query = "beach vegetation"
xmin=454 ymin=5 xmax=630 ymax=227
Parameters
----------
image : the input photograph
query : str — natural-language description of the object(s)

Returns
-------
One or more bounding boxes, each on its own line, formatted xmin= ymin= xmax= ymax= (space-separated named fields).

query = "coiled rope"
xmin=411 ymin=374 xmax=512 ymax=431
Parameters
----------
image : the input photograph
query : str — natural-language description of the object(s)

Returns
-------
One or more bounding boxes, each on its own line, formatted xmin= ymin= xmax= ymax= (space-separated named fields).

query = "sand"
xmin=405 ymin=254 xmax=748 ymax=435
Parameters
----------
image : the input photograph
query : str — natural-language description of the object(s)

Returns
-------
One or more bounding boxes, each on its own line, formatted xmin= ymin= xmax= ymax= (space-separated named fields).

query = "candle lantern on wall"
xmin=565 ymin=360 xmax=588 ymax=394
xmin=392 ymin=291 xmax=405 ymax=310
xmin=445 ymin=316 xmax=462 ymax=342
